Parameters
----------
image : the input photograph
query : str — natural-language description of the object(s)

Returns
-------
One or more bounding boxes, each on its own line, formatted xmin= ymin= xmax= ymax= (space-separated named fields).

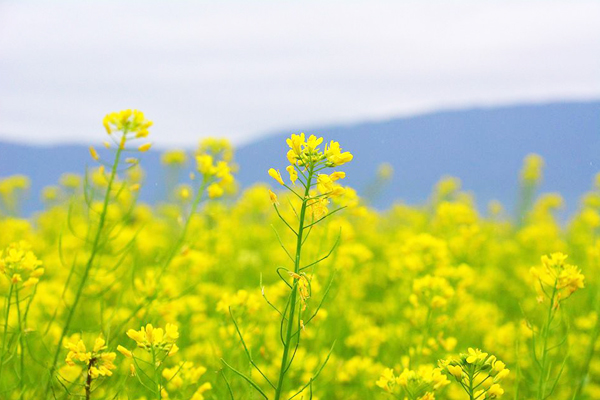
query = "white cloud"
xmin=0 ymin=1 xmax=598 ymax=147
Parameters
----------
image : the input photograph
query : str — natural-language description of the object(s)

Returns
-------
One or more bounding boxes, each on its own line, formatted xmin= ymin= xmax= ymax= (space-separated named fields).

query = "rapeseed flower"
xmin=64 ymin=335 xmax=117 ymax=379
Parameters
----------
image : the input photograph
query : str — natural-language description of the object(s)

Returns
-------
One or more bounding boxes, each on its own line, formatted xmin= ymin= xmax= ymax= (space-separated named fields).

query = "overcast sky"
xmin=0 ymin=1 xmax=599 ymax=148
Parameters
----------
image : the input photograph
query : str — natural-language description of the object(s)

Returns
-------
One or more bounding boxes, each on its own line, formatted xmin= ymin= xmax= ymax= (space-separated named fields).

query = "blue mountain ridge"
xmin=1 ymin=100 xmax=599 ymax=217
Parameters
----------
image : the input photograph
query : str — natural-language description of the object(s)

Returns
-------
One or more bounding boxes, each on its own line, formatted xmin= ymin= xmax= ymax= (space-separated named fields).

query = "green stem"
xmin=273 ymin=166 xmax=313 ymax=400
xmin=85 ymin=362 xmax=93 ymax=400
xmin=151 ymin=345 xmax=161 ymax=400
xmin=469 ymin=365 xmax=475 ymax=400
xmin=45 ymin=143 xmax=124 ymax=396
xmin=15 ymin=288 xmax=24 ymax=397
xmin=517 ymin=182 xmax=536 ymax=226
xmin=537 ymin=282 xmax=558 ymax=400
xmin=0 ymin=284 xmax=14 ymax=386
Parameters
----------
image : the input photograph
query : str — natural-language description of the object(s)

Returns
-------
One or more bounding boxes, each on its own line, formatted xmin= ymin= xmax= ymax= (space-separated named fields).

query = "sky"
xmin=0 ymin=1 xmax=599 ymax=148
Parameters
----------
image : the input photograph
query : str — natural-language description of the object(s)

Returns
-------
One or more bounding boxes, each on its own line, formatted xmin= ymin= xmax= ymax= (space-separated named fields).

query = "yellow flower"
xmin=196 ymin=155 xmax=215 ymax=175
xmin=466 ymin=348 xmax=487 ymax=364
xmin=532 ymin=252 xmax=585 ymax=302
xmin=64 ymin=335 xmax=116 ymax=380
xmin=103 ymin=109 xmax=152 ymax=138
xmin=176 ymin=184 xmax=192 ymax=201
xmin=268 ymin=168 xmax=285 ymax=186
xmin=0 ymin=242 xmax=43 ymax=288
xmin=495 ymin=368 xmax=510 ymax=380
xmin=487 ymin=383 xmax=504 ymax=398
xmin=493 ymin=360 xmax=506 ymax=372
xmin=208 ymin=183 xmax=224 ymax=198
xmin=307 ymin=198 xmax=329 ymax=219
xmin=377 ymin=162 xmax=393 ymax=179
xmin=126 ymin=328 xmax=145 ymax=345
xmin=89 ymin=146 xmax=99 ymax=161
xmin=305 ymin=135 xmax=323 ymax=152
xmin=165 ymin=323 xmax=179 ymax=342
xmin=191 ymin=382 xmax=213 ymax=400
xmin=269 ymin=190 xmax=279 ymax=205
xmin=442 ymin=349 xmax=507 ymax=400
xmin=161 ymin=150 xmax=188 ymax=166
xmin=286 ymin=165 xmax=298 ymax=184
xmin=117 ymin=345 xmax=133 ymax=358
xmin=287 ymin=149 xmax=298 ymax=165
xmin=330 ymin=171 xmax=346 ymax=181
xmin=375 ymin=368 xmax=396 ymax=391
xmin=520 ymin=153 xmax=544 ymax=183
xmin=289 ymin=272 xmax=310 ymax=311
xmin=11 ymin=274 xmax=22 ymax=284
xmin=93 ymin=336 xmax=107 ymax=352
xmin=286 ymin=133 xmax=305 ymax=155
xmin=447 ymin=365 xmax=462 ymax=380
xmin=168 ymin=343 xmax=179 ymax=356
xmin=138 ymin=143 xmax=152 ymax=152
xmin=125 ymin=323 xmax=179 ymax=355
xmin=317 ymin=174 xmax=334 ymax=194
xmin=324 ymin=140 xmax=353 ymax=166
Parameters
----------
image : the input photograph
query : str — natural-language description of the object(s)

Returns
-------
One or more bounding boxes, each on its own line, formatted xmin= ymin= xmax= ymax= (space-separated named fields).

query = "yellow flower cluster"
xmin=103 ymin=109 xmax=153 ymax=138
xmin=0 ymin=242 xmax=43 ymax=287
xmin=268 ymin=133 xmax=353 ymax=218
xmin=531 ymin=252 xmax=585 ymax=305
xmin=64 ymin=335 xmax=116 ymax=379
xmin=121 ymin=323 xmax=180 ymax=356
xmin=376 ymin=365 xmax=450 ymax=399
xmin=441 ymin=348 xmax=509 ymax=399
xmin=0 ymin=176 xmax=29 ymax=198
xmin=90 ymin=109 xmax=153 ymax=164
xmin=0 ymin=175 xmax=30 ymax=215
xmin=195 ymin=138 xmax=236 ymax=198
xmin=162 ymin=362 xmax=212 ymax=399
xmin=409 ymin=274 xmax=455 ymax=310
xmin=161 ymin=149 xmax=188 ymax=166
xmin=520 ymin=153 xmax=544 ymax=184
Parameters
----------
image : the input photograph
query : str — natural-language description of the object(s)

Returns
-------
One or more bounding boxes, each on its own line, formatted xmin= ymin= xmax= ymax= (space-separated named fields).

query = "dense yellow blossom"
xmin=0 ymin=241 xmax=43 ymax=287
xmin=439 ymin=348 xmax=509 ymax=399
xmin=64 ymin=335 xmax=117 ymax=379
xmin=2 ymin=113 xmax=600 ymax=400
xmin=531 ymin=252 xmax=585 ymax=304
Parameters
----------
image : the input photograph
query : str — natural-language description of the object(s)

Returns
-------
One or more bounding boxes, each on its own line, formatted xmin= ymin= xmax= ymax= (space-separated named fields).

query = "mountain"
xmin=1 ymin=101 xmax=599 ymax=217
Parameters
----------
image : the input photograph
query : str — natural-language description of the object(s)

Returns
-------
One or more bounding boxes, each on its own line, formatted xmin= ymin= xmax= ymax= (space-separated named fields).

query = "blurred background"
xmin=0 ymin=1 xmax=599 ymax=214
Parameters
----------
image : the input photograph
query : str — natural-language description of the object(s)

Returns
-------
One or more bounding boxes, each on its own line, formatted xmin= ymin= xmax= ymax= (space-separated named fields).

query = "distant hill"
xmin=1 ymin=101 xmax=599 ymax=217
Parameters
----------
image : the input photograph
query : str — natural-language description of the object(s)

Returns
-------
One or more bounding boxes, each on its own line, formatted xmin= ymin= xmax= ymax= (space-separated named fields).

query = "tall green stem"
xmin=151 ymin=345 xmax=161 ymax=400
xmin=45 ymin=143 xmax=124 ymax=396
xmin=0 ymin=284 xmax=14 ymax=386
xmin=15 ymin=289 xmax=24 ymax=397
xmin=469 ymin=365 xmax=475 ymax=400
xmin=537 ymin=283 xmax=558 ymax=400
xmin=273 ymin=167 xmax=313 ymax=400
xmin=85 ymin=362 xmax=93 ymax=400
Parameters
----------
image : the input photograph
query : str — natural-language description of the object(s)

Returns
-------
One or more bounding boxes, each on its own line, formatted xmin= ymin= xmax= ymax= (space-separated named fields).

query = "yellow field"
xmin=0 ymin=110 xmax=597 ymax=400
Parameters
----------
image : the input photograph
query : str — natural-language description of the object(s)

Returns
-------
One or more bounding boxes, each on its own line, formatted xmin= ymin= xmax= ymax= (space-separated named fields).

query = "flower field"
xmin=0 ymin=110 xmax=598 ymax=400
